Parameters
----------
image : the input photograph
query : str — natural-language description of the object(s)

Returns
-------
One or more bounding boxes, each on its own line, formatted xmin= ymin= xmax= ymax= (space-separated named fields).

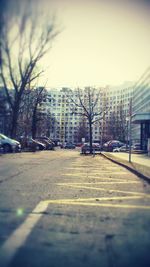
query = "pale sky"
xmin=39 ymin=0 xmax=150 ymax=88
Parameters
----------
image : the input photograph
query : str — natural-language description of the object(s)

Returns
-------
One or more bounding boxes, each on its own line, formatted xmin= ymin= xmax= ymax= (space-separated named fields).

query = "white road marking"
xmin=62 ymin=172 xmax=128 ymax=176
xmin=44 ymin=196 xmax=143 ymax=203
xmin=58 ymin=181 xmax=140 ymax=185
xmin=57 ymin=184 xmax=150 ymax=198
xmin=62 ymin=175 xmax=138 ymax=182
xmin=64 ymin=167 xmax=125 ymax=171
xmin=0 ymin=201 xmax=49 ymax=267
xmin=46 ymin=199 xmax=150 ymax=210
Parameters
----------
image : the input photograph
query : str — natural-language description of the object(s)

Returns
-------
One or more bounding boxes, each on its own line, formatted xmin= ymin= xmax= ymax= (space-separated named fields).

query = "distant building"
xmin=0 ymin=82 xmax=135 ymax=143
xmin=41 ymin=88 xmax=74 ymax=143
xmin=132 ymin=67 xmax=150 ymax=151
xmin=101 ymin=83 xmax=133 ymax=142
xmin=41 ymin=83 xmax=133 ymax=144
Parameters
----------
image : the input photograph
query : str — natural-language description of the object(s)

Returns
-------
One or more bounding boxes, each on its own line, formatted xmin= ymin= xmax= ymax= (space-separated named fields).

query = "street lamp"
xmin=126 ymin=117 xmax=129 ymax=148
xmin=127 ymin=99 xmax=132 ymax=163
xmin=126 ymin=116 xmax=131 ymax=162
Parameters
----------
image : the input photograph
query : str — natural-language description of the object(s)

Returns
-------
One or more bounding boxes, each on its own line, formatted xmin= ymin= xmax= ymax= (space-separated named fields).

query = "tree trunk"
xmin=10 ymin=104 xmax=20 ymax=139
xmin=89 ymin=118 xmax=93 ymax=154
xmin=32 ymin=107 xmax=37 ymax=139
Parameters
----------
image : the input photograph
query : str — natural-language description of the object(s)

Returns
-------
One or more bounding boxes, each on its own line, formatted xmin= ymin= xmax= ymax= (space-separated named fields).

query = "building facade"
xmin=132 ymin=67 xmax=150 ymax=151
xmin=0 ymin=82 xmax=134 ymax=144
xmin=100 ymin=83 xmax=133 ymax=142
xmin=41 ymin=83 xmax=133 ymax=144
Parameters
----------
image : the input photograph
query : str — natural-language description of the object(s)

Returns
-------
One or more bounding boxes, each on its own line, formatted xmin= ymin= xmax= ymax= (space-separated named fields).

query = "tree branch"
xmin=4 ymin=39 xmax=18 ymax=92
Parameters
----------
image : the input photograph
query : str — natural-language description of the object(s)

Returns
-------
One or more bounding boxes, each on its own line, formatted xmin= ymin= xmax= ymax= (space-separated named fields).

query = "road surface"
xmin=0 ymin=149 xmax=150 ymax=267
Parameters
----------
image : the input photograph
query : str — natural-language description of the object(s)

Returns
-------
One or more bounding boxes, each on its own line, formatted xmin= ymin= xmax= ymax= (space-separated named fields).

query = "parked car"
xmin=103 ymin=140 xmax=124 ymax=152
xmin=132 ymin=143 xmax=141 ymax=150
xmin=19 ymin=137 xmax=46 ymax=151
xmin=60 ymin=143 xmax=64 ymax=148
xmin=113 ymin=143 xmax=142 ymax=153
xmin=113 ymin=145 xmax=129 ymax=152
xmin=64 ymin=143 xmax=76 ymax=149
xmin=75 ymin=143 xmax=83 ymax=147
xmin=0 ymin=140 xmax=4 ymax=154
xmin=81 ymin=143 xmax=101 ymax=154
xmin=0 ymin=133 xmax=21 ymax=153
xmin=36 ymin=137 xmax=55 ymax=150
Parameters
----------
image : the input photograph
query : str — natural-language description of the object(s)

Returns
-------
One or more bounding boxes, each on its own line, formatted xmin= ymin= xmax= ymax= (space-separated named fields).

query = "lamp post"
xmin=129 ymin=115 xmax=132 ymax=163
xmin=126 ymin=99 xmax=132 ymax=163
xmin=126 ymin=117 xmax=129 ymax=149
xmin=128 ymin=99 xmax=132 ymax=163
xmin=100 ymin=118 xmax=104 ymax=149
xmin=126 ymin=116 xmax=131 ymax=162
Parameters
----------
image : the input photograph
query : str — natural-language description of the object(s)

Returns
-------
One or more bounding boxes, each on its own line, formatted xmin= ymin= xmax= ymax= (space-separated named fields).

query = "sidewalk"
xmin=101 ymin=152 xmax=150 ymax=182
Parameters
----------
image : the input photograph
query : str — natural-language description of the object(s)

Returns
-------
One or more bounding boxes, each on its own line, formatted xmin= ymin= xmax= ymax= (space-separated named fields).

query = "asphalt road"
xmin=0 ymin=149 xmax=150 ymax=267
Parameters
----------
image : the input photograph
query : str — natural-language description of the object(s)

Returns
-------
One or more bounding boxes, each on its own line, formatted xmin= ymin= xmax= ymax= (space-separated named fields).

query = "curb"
xmin=101 ymin=152 xmax=150 ymax=184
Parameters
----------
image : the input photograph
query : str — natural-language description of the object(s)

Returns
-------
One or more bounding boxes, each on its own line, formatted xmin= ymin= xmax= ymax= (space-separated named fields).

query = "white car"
xmin=113 ymin=145 xmax=129 ymax=152
xmin=0 ymin=133 xmax=21 ymax=153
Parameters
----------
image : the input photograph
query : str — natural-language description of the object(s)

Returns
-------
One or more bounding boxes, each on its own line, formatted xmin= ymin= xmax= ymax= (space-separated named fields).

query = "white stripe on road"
xmin=46 ymin=199 xmax=150 ymax=210
xmin=62 ymin=172 xmax=129 ymax=176
xmin=0 ymin=201 xmax=49 ymax=267
xmin=57 ymin=184 xmax=150 ymax=198
xmin=58 ymin=181 xmax=140 ymax=185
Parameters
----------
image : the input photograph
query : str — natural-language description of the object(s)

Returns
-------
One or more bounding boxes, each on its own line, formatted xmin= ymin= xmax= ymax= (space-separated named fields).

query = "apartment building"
xmin=41 ymin=88 xmax=79 ymax=143
xmin=0 ymin=82 xmax=134 ymax=143
xmin=41 ymin=83 xmax=133 ymax=144
xmin=132 ymin=67 xmax=150 ymax=150
xmin=98 ymin=83 xmax=133 ymax=143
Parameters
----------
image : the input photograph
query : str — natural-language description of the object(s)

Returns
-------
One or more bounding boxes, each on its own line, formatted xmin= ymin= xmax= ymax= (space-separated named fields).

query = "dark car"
xmin=75 ymin=143 xmax=83 ymax=147
xmin=81 ymin=143 xmax=101 ymax=154
xmin=64 ymin=143 xmax=76 ymax=149
xmin=0 ymin=140 xmax=4 ymax=154
xmin=20 ymin=137 xmax=46 ymax=151
xmin=103 ymin=140 xmax=124 ymax=152
xmin=0 ymin=133 xmax=21 ymax=153
xmin=132 ymin=143 xmax=141 ymax=150
xmin=36 ymin=137 xmax=54 ymax=150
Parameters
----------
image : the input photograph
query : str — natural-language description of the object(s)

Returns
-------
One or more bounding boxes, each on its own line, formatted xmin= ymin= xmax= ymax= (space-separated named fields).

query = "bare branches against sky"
xmin=1 ymin=0 xmax=150 ymax=87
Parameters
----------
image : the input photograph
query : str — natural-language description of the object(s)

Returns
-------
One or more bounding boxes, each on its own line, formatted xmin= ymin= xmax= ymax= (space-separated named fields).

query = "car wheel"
xmin=3 ymin=144 xmax=12 ymax=153
xmin=36 ymin=145 xmax=40 ymax=151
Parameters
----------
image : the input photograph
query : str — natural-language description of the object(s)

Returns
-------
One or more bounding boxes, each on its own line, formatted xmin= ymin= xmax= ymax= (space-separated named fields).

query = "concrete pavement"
xmin=102 ymin=152 xmax=150 ymax=181
xmin=0 ymin=150 xmax=150 ymax=267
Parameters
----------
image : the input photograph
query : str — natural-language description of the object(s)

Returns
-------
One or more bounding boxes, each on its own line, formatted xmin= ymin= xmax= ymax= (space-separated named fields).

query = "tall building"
xmin=132 ymin=67 xmax=150 ymax=150
xmin=100 ymin=83 xmax=133 ymax=142
xmin=42 ymin=83 xmax=133 ymax=144
xmin=0 ymin=82 xmax=134 ymax=143
xmin=42 ymin=88 xmax=79 ymax=143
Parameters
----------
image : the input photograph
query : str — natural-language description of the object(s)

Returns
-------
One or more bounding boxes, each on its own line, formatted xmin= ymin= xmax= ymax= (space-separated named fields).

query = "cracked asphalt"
xmin=0 ymin=149 xmax=150 ymax=267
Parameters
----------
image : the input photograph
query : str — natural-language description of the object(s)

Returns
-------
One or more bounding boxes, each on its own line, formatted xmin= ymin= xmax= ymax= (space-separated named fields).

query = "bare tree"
xmin=18 ymin=86 xmax=57 ymax=139
xmin=0 ymin=0 xmax=59 ymax=138
xmin=76 ymin=117 xmax=88 ymax=143
xmin=107 ymin=102 xmax=127 ymax=142
xmin=0 ymin=0 xmax=9 ymax=69
xmin=35 ymin=110 xmax=57 ymax=138
xmin=31 ymin=87 xmax=47 ymax=139
xmin=0 ymin=87 xmax=11 ymax=134
xmin=69 ymin=87 xmax=108 ymax=154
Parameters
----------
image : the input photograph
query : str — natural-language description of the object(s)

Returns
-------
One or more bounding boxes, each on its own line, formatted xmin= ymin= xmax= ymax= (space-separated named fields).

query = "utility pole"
xmin=126 ymin=117 xmax=129 ymax=149
xmin=129 ymin=99 xmax=132 ymax=163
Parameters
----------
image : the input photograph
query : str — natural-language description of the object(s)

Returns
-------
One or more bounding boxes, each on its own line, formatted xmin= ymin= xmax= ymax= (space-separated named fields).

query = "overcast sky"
xmin=38 ymin=0 xmax=150 ymax=88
